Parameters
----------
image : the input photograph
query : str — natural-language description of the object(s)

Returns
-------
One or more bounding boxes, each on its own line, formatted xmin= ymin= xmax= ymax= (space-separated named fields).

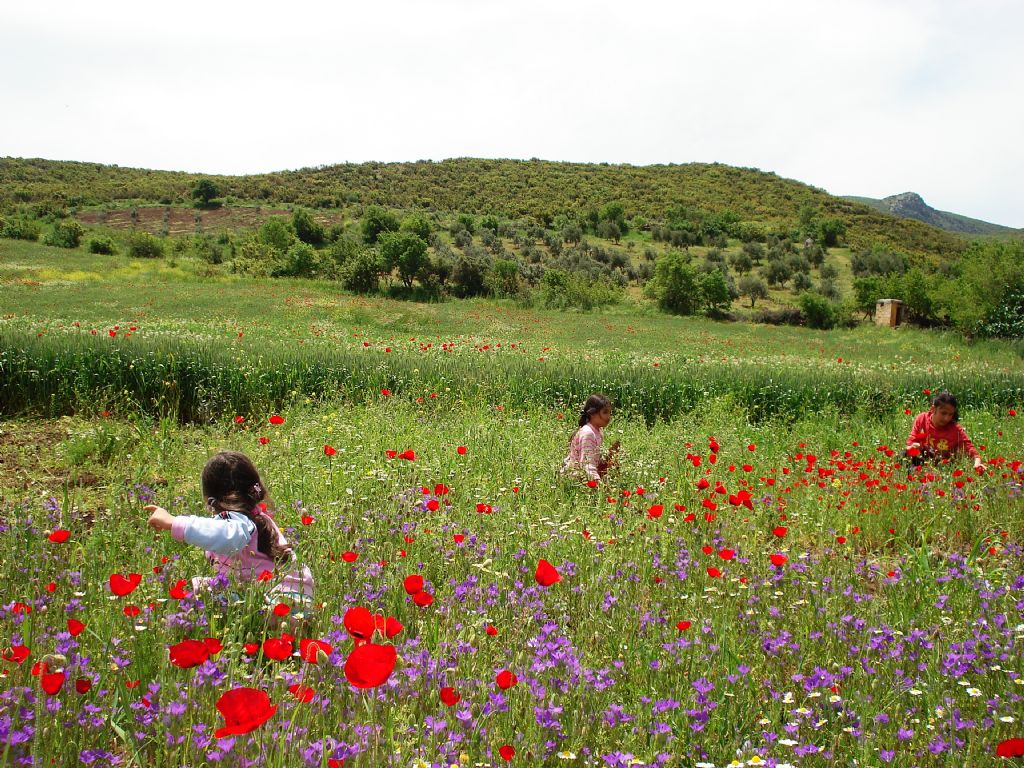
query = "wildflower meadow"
xmin=2 ymin=243 xmax=1023 ymax=768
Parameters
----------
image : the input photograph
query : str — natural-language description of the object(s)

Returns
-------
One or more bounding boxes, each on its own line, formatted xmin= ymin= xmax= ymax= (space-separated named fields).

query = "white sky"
xmin=2 ymin=0 xmax=1022 ymax=227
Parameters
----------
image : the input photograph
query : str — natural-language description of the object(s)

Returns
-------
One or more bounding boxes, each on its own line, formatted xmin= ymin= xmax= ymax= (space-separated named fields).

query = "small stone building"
xmin=875 ymin=299 xmax=904 ymax=328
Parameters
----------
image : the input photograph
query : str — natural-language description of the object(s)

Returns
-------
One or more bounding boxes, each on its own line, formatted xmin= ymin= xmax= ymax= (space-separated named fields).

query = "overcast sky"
xmin=2 ymin=0 xmax=1021 ymax=226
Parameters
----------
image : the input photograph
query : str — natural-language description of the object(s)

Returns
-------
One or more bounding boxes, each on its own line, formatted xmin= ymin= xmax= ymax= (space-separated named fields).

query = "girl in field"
xmin=145 ymin=451 xmax=314 ymax=621
xmin=905 ymin=390 xmax=984 ymax=472
xmin=562 ymin=393 xmax=620 ymax=482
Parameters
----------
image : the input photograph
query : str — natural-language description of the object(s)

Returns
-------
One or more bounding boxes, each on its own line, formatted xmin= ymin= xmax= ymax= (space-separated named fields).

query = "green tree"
xmin=400 ymin=214 xmax=432 ymax=242
xmin=700 ymin=269 xmax=732 ymax=316
xmin=646 ymin=251 xmax=701 ymax=315
xmin=379 ymin=231 xmax=428 ymax=287
xmin=361 ymin=206 xmax=400 ymax=244
xmin=257 ymin=217 xmax=296 ymax=252
xmin=43 ymin=219 xmax=84 ymax=249
xmin=292 ymin=208 xmax=325 ymax=246
xmin=488 ymin=258 xmax=522 ymax=298
xmin=191 ymin=179 xmax=221 ymax=208
xmin=340 ymin=249 xmax=381 ymax=293
xmin=852 ymin=276 xmax=884 ymax=318
xmin=799 ymin=292 xmax=838 ymax=329
xmin=738 ymin=275 xmax=769 ymax=308
xmin=816 ymin=217 xmax=846 ymax=248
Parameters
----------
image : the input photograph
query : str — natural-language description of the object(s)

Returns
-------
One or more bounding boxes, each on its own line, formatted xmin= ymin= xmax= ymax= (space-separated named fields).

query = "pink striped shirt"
xmin=562 ymin=423 xmax=604 ymax=480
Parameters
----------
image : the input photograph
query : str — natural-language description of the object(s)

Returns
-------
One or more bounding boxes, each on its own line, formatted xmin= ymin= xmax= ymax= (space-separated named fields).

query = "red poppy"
xmin=453 ymin=534 xmax=465 ymax=544
xmin=323 ymin=445 xmax=336 ymax=456
xmin=328 ymin=760 xmax=344 ymax=768
xmin=67 ymin=619 xmax=85 ymax=637
xmin=385 ymin=450 xmax=397 ymax=458
xmin=534 ymin=559 xmax=562 ymax=587
xmin=706 ymin=567 xmax=722 ymax=578
xmin=1009 ymin=409 xmax=1017 ymax=417
xmin=301 ymin=515 xmax=315 ymax=526
xmin=109 ymin=573 xmax=142 ymax=596
xmin=772 ymin=526 xmax=788 ymax=538
xmin=457 ymin=446 xmax=467 ymax=455
xmin=384 ymin=616 xmax=404 ymax=639
xmin=440 ymin=686 xmax=461 ymax=706
xmin=234 ymin=415 xmax=245 ymax=424
xmin=300 ymin=638 xmax=333 ymax=663
xmin=398 ymin=450 xmax=416 ymax=461
xmin=835 ymin=535 xmax=847 ymax=544
xmin=169 ymin=639 xmax=211 ymax=668
xmin=203 ymin=637 xmax=223 ymax=655
xmin=48 ymin=529 xmax=70 ymax=543
xmin=701 ymin=498 xmax=717 ymax=512
xmin=426 ymin=499 xmax=440 ymax=511
xmin=403 ymin=575 xmax=424 ymax=595
xmin=997 ymin=738 xmax=1024 ymax=757
xmin=718 ymin=548 xmax=735 ymax=561
xmin=31 ymin=661 xmax=48 ymax=676
xmin=413 ymin=592 xmax=434 ymax=607
xmin=123 ymin=605 xmax=140 ymax=617
xmin=476 ymin=503 xmax=493 ymax=514
xmin=259 ymin=436 xmax=270 ymax=445
xmin=41 ymin=671 xmax=66 ymax=696
xmin=46 ymin=582 xmax=57 ymax=593
xmin=499 ymin=745 xmax=515 ymax=761
xmin=496 ymin=670 xmax=518 ymax=689
xmin=344 ymin=606 xmax=376 ymax=644
xmin=269 ymin=415 xmax=285 ymax=425
xmin=485 ymin=625 xmax=498 ymax=636
xmin=696 ymin=477 xmax=710 ymax=490
xmin=243 ymin=643 xmax=260 ymax=655
xmin=75 ymin=678 xmax=92 ymax=694
xmin=381 ymin=388 xmax=391 ymax=397
xmin=342 ymin=551 xmax=358 ymax=563
xmin=676 ymin=620 xmax=692 ymax=631
xmin=770 ymin=553 xmax=788 ymax=567
xmin=169 ymin=580 xmax=191 ymax=600
xmin=2 ymin=645 xmax=30 ymax=664
xmin=125 ymin=680 xmax=140 ymax=688
xmin=289 ymin=683 xmax=315 ymax=703
xmin=262 ymin=637 xmax=293 ymax=661
xmin=344 ymin=643 xmax=397 ymax=688
xmin=214 ymin=687 xmax=277 ymax=738
xmin=646 ymin=504 xmax=663 ymax=519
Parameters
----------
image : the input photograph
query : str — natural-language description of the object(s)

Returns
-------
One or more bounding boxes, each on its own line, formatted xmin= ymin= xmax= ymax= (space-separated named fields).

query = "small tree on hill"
xmin=361 ymin=206 xmax=400 ymax=244
xmin=738 ymin=275 xmax=769 ymax=308
xmin=192 ymin=179 xmax=221 ymax=208
xmin=292 ymin=208 xmax=325 ymax=246
xmin=646 ymin=251 xmax=700 ymax=315
xmin=379 ymin=231 xmax=428 ymax=287
xmin=700 ymin=269 xmax=733 ymax=316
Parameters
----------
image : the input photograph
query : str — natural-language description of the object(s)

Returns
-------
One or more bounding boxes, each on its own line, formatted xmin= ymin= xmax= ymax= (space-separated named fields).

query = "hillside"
xmin=1 ymin=156 xmax=968 ymax=261
xmin=843 ymin=192 xmax=1018 ymax=236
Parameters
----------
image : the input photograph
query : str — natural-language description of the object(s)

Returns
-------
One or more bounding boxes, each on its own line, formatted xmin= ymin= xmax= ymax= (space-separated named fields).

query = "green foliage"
xmin=941 ymin=240 xmax=1024 ymax=337
xmin=191 ymin=178 xmax=221 ymax=208
xmin=87 ymin=236 xmax=117 ymax=255
xmin=43 ymin=219 xmax=84 ymax=249
xmin=257 ymin=217 xmax=297 ymax=252
xmin=538 ymin=268 xmax=623 ymax=310
xmin=850 ymin=247 xmax=906 ymax=277
xmin=127 ymin=231 xmax=165 ymax=258
xmin=646 ymin=251 xmax=701 ymax=315
xmin=737 ymin=275 xmax=768 ymax=308
xmin=450 ymin=250 xmax=492 ymax=298
xmin=400 ymin=214 xmax=432 ymax=241
xmin=456 ymin=213 xmax=476 ymax=235
xmin=340 ymin=249 xmax=381 ymax=293
xmin=852 ymin=276 xmax=884 ymax=318
xmin=230 ymin=238 xmax=275 ymax=277
xmin=291 ymin=208 xmax=325 ymax=246
xmin=361 ymin=205 xmax=400 ymax=244
xmin=1 ymin=216 xmax=42 ymax=241
xmin=799 ymin=292 xmax=838 ymax=329
xmin=487 ymin=258 xmax=522 ymax=299
xmin=816 ymin=217 xmax=846 ymax=247
xmin=699 ymin=269 xmax=733 ymax=316
xmin=274 ymin=242 xmax=320 ymax=278
xmin=327 ymin=235 xmax=361 ymax=267
xmin=378 ymin=231 xmax=428 ymax=287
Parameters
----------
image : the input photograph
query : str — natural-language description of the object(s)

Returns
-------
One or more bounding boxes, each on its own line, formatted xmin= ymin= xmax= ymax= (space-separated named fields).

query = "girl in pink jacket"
xmin=146 ymin=451 xmax=314 ymax=615
xmin=562 ymin=393 xmax=619 ymax=482
xmin=905 ymin=390 xmax=984 ymax=472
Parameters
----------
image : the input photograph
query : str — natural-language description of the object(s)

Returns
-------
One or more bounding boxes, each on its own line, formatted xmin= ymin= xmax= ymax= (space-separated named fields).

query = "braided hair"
xmin=578 ymin=393 xmax=612 ymax=427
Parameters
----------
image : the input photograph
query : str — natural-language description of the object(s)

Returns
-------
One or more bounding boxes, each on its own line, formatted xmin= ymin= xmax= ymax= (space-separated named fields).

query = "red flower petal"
xmin=499 ymin=745 xmax=515 ymax=761
xmin=384 ymin=616 xmax=404 ymax=639
xmin=403 ymin=575 xmax=424 ymax=595
xmin=496 ymin=670 xmax=518 ymax=689
xmin=75 ymin=678 xmax=92 ymax=694
xmin=323 ymin=444 xmax=337 ymax=456
xmin=169 ymin=639 xmax=211 ymax=668
xmin=343 ymin=606 xmax=376 ymax=643
xmin=676 ymin=620 xmax=692 ymax=631
xmin=299 ymin=638 xmax=333 ymax=663
xmin=289 ymin=683 xmax=315 ymax=703
xmin=67 ymin=618 xmax=86 ymax=637
xmin=996 ymin=738 xmax=1024 ymax=757
xmin=41 ymin=671 xmax=66 ymax=696
xmin=169 ymin=579 xmax=191 ymax=600
xmin=2 ymin=645 xmax=30 ymax=664
xmin=272 ymin=603 xmax=290 ymax=617
xmin=344 ymin=643 xmax=397 ymax=688
xmin=262 ymin=637 xmax=293 ymax=661
xmin=413 ymin=591 xmax=434 ymax=607
xmin=440 ymin=686 xmax=461 ymax=706
xmin=534 ymin=559 xmax=562 ymax=587
xmin=109 ymin=573 xmax=142 ymax=596
xmin=214 ymin=687 xmax=277 ymax=738
xmin=48 ymin=529 xmax=70 ymax=543
xmin=269 ymin=415 xmax=284 ymax=425
xmin=342 ymin=551 xmax=358 ymax=563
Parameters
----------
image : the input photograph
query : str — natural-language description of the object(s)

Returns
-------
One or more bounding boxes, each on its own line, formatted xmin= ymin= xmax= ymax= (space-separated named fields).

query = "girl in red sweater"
xmin=905 ymin=391 xmax=984 ymax=472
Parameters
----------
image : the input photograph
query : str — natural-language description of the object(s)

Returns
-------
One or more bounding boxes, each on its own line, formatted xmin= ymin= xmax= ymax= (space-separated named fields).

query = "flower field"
xmin=2 ymin=241 xmax=1024 ymax=767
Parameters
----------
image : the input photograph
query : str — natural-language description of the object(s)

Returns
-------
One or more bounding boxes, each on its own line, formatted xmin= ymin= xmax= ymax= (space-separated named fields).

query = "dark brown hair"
xmin=930 ymin=390 xmax=959 ymax=422
xmin=201 ymin=451 xmax=289 ymax=563
xmin=579 ymin=393 xmax=612 ymax=428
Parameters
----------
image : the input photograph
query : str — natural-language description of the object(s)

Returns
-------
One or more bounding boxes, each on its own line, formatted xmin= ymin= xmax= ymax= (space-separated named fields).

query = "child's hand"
xmin=145 ymin=504 xmax=175 ymax=532
xmin=974 ymin=458 xmax=985 ymax=474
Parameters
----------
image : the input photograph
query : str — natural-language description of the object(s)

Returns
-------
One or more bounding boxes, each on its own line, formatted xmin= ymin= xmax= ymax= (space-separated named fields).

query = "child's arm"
xmin=579 ymin=430 xmax=603 ymax=481
xmin=906 ymin=413 xmax=928 ymax=449
xmin=146 ymin=505 xmax=255 ymax=556
xmin=955 ymin=425 xmax=984 ymax=470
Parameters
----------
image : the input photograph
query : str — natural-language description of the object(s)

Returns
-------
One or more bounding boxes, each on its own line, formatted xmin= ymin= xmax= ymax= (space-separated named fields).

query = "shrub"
xmin=755 ymin=306 xmax=803 ymax=326
xmin=379 ymin=232 xmax=428 ymax=287
xmin=191 ymin=179 xmax=221 ymax=208
xmin=340 ymin=249 xmax=381 ymax=293
xmin=274 ymin=242 xmax=319 ymax=278
xmin=450 ymin=248 xmax=492 ymax=298
xmin=230 ymin=239 xmax=274 ymax=276
xmin=127 ymin=232 xmax=165 ymax=258
xmin=646 ymin=251 xmax=700 ymax=315
xmin=43 ymin=220 xmax=84 ymax=249
xmin=87 ymin=236 xmax=117 ymax=255
xmin=257 ymin=218 xmax=296 ymax=252
xmin=738 ymin=275 xmax=769 ymax=308
xmin=400 ymin=215 xmax=432 ymax=242
xmin=799 ymin=292 xmax=838 ymax=329
xmin=1 ymin=217 xmax=42 ymax=241
xmin=292 ymin=208 xmax=325 ymax=246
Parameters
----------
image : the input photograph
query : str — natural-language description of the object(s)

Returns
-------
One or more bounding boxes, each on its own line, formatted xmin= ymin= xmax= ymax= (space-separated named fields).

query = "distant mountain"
xmin=842 ymin=192 xmax=1017 ymax=236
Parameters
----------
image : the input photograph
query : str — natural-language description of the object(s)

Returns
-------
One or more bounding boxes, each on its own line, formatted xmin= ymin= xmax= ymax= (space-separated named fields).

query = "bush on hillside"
xmin=88 ymin=236 xmax=117 ymax=255
xmin=1 ymin=217 xmax=42 ymax=241
xmin=127 ymin=231 xmax=165 ymax=258
xmin=799 ymin=292 xmax=838 ymax=329
xmin=43 ymin=219 xmax=84 ymax=249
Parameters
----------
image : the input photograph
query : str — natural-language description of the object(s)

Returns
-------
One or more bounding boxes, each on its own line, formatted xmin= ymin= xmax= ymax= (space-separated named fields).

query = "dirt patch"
xmin=76 ymin=206 xmax=342 ymax=236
